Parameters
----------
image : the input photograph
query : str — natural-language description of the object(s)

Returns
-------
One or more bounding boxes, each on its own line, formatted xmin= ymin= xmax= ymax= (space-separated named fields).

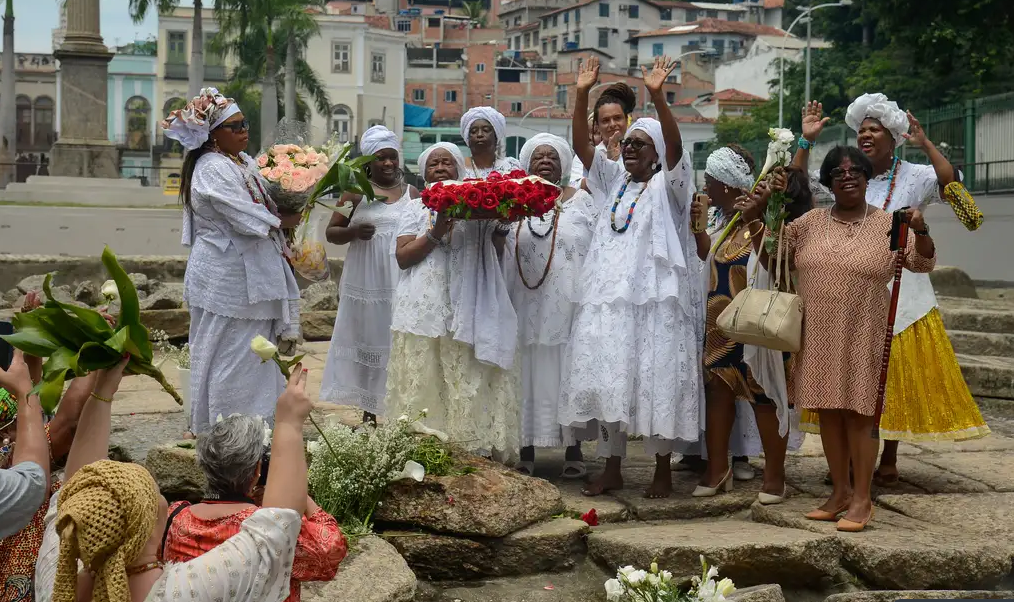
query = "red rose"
xmin=489 ymin=182 xmax=507 ymax=199
xmin=508 ymin=169 xmax=528 ymax=179
xmin=487 ymin=171 xmax=503 ymax=182
xmin=481 ymin=193 xmax=500 ymax=211
xmin=503 ymin=181 xmax=521 ymax=198
xmin=430 ymin=182 xmax=444 ymax=192
xmin=435 ymin=191 xmax=454 ymax=211
xmin=463 ymin=186 xmax=483 ymax=209
xmin=581 ymin=508 xmax=599 ymax=527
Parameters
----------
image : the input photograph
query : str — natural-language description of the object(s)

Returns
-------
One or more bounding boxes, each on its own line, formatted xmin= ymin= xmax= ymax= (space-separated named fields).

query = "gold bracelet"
xmin=90 ymin=392 xmax=113 ymax=403
xmin=126 ymin=560 xmax=163 ymax=576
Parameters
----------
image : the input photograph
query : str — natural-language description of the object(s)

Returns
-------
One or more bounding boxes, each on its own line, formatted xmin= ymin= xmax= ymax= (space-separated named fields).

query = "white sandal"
xmin=561 ymin=460 xmax=587 ymax=479
xmin=516 ymin=461 xmax=535 ymax=476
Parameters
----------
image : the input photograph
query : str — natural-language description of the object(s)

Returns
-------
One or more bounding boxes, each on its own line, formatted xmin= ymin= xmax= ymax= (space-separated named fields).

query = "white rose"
xmin=604 ymin=579 xmax=624 ymax=601
xmin=647 ymin=574 xmax=660 ymax=587
xmin=626 ymin=570 xmax=647 ymax=586
xmin=250 ymin=335 xmax=278 ymax=361
xmin=618 ymin=566 xmax=636 ymax=578
xmin=707 ymin=566 xmax=720 ymax=580
xmin=101 ymin=279 xmax=119 ymax=301
xmin=661 ymin=570 xmax=673 ymax=582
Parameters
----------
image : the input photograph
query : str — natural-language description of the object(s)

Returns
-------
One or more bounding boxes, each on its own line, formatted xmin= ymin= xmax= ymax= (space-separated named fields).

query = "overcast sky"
xmin=7 ymin=0 xmax=169 ymax=54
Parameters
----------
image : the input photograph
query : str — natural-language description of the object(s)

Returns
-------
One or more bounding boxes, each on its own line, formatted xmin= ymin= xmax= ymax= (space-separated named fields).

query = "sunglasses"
xmin=831 ymin=165 xmax=863 ymax=181
xmin=620 ymin=138 xmax=650 ymax=152
xmin=217 ymin=119 xmax=250 ymax=133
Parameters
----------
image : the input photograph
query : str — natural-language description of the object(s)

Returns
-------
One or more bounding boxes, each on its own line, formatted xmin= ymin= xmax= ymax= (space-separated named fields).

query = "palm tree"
xmin=214 ymin=0 xmax=330 ymax=147
xmin=461 ymin=0 xmax=487 ymax=27
xmin=129 ymin=0 xmax=204 ymax=99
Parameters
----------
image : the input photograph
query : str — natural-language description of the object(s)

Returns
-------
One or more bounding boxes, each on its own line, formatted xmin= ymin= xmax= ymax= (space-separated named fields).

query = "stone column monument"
xmin=50 ymin=0 xmax=118 ymax=178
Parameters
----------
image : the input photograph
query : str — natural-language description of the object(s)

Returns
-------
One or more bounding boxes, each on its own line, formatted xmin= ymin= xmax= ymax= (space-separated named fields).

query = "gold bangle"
xmin=90 ymin=392 xmax=113 ymax=403
xmin=126 ymin=560 xmax=163 ymax=576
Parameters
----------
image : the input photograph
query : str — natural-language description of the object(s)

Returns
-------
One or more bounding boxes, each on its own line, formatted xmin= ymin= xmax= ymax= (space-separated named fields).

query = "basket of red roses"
xmin=421 ymin=169 xmax=561 ymax=221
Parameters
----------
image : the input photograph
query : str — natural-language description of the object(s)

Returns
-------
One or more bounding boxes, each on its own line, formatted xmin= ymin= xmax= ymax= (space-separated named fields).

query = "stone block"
xmin=303 ymin=535 xmax=416 ymax=602
xmin=931 ymin=266 xmax=978 ymax=299
xmin=144 ymin=443 xmax=206 ymax=502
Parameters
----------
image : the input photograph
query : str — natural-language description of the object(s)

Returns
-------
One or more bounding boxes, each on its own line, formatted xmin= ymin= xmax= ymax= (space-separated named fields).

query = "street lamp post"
xmin=777 ymin=0 xmax=852 ymax=127
xmin=517 ymin=104 xmax=557 ymax=130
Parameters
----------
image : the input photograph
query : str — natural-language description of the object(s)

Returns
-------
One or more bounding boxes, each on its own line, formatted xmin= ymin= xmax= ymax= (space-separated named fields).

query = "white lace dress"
xmin=319 ymin=191 xmax=410 ymax=413
xmin=386 ymin=199 xmax=521 ymax=461
xmin=34 ymin=492 xmax=302 ymax=602
xmin=558 ymin=149 xmax=705 ymax=456
xmin=464 ymin=156 xmax=523 ymax=180
xmin=183 ymin=152 xmax=301 ymax=433
xmin=509 ymin=190 xmax=602 ymax=448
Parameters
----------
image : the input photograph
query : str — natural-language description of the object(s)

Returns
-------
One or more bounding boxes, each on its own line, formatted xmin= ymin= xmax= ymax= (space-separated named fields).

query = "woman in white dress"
xmin=793 ymin=96 xmax=989 ymax=486
xmin=161 ymin=89 xmax=301 ymax=436
xmin=320 ymin=125 xmax=418 ymax=423
xmin=33 ymin=357 xmax=314 ymax=602
xmin=460 ymin=107 xmax=524 ymax=179
xmin=560 ymin=56 xmax=704 ymax=498
xmin=386 ymin=142 xmax=521 ymax=462
xmin=510 ymin=133 xmax=600 ymax=478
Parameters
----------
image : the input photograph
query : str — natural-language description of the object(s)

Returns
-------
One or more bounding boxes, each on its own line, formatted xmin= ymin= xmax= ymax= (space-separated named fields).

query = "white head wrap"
xmin=460 ymin=107 xmax=508 ymax=159
xmin=160 ymin=87 xmax=241 ymax=152
xmin=359 ymin=125 xmax=400 ymax=157
xmin=705 ymin=146 xmax=754 ymax=191
xmin=418 ymin=142 xmax=466 ymax=185
xmin=519 ymin=133 xmax=573 ymax=187
xmin=845 ymin=93 xmax=910 ymax=148
xmin=626 ymin=118 xmax=665 ymax=170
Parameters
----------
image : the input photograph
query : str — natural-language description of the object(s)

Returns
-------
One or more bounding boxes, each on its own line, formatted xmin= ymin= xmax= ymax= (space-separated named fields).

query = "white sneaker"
xmin=732 ymin=460 xmax=755 ymax=481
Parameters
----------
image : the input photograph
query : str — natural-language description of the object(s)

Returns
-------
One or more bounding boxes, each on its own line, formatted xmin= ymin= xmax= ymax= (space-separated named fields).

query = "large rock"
xmin=375 ymin=455 xmax=564 ymax=538
xmin=144 ymin=443 xmax=206 ymax=502
xmin=302 ymin=535 xmax=416 ymax=602
xmin=751 ymin=497 xmax=1011 ymax=590
xmin=931 ymin=266 xmax=978 ymax=299
xmin=824 ymin=592 xmax=1014 ymax=602
xmin=73 ymin=281 xmax=102 ymax=306
xmin=16 ymin=274 xmax=47 ymax=294
xmin=587 ymin=519 xmax=842 ymax=588
xmin=729 ymin=585 xmax=786 ymax=602
xmin=140 ymin=309 xmax=190 ymax=339
xmin=301 ymin=280 xmax=338 ymax=312
xmin=140 ymin=283 xmax=185 ymax=310
xmin=0 ymin=296 xmax=9 ymax=310
xmin=302 ymin=310 xmax=337 ymax=341
xmin=388 ymin=518 xmax=588 ymax=580
xmin=128 ymin=272 xmax=151 ymax=293
xmin=3 ymin=288 xmax=21 ymax=306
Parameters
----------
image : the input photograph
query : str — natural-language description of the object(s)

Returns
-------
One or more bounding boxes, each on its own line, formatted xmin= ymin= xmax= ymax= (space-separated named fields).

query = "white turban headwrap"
xmin=845 ymin=93 xmax=910 ymax=148
xmin=418 ymin=142 xmax=466 ymax=186
xmin=519 ymin=134 xmax=573 ymax=187
xmin=705 ymin=146 xmax=754 ymax=191
xmin=627 ymin=118 xmax=666 ymax=169
xmin=160 ymin=87 xmax=241 ymax=152
xmin=460 ymin=107 xmax=508 ymax=159
xmin=359 ymin=125 xmax=400 ymax=157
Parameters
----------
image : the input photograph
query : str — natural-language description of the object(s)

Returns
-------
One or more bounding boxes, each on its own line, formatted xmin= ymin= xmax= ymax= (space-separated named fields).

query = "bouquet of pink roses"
xmin=255 ymin=143 xmax=332 ymax=214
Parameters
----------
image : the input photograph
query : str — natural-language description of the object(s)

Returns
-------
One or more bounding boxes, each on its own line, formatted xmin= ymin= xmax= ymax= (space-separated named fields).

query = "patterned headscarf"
xmin=519 ymin=133 xmax=573 ymax=187
xmin=54 ymin=461 xmax=159 ymax=602
xmin=705 ymin=146 xmax=754 ymax=191
xmin=460 ymin=107 xmax=508 ymax=159
xmin=160 ymin=87 xmax=242 ymax=152
xmin=418 ymin=142 xmax=466 ymax=185
xmin=845 ymin=93 xmax=910 ymax=148
xmin=359 ymin=125 xmax=400 ymax=157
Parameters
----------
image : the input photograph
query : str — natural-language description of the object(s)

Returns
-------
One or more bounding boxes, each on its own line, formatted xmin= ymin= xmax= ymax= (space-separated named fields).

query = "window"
xmin=730 ymin=40 xmax=741 ymax=54
xmin=652 ymin=42 xmax=663 ymax=57
xmin=551 ymin=37 xmax=558 ymax=52
xmin=706 ymin=9 xmax=718 ymax=18
xmin=331 ymin=105 xmax=352 ymax=143
xmin=445 ymin=90 xmax=458 ymax=102
xmin=511 ymin=101 xmax=522 ymax=113
xmin=514 ymin=16 xmax=522 ymax=26
xmin=396 ymin=19 xmax=412 ymax=32
xmin=562 ymin=34 xmax=569 ymax=44
xmin=124 ymin=96 xmax=150 ymax=150
xmin=575 ymin=8 xmax=581 ymax=23
xmin=686 ymin=9 xmax=698 ymax=21
xmin=564 ymin=11 xmax=569 ymax=23
xmin=712 ymin=39 xmax=725 ymax=54
xmin=666 ymin=91 xmax=676 ymax=105
xmin=332 ymin=42 xmax=350 ymax=73
xmin=475 ymin=62 xmax=486 ymax=72
xmin=728 ymin=12 xmax=740 ymax=22
xmin=524 ymin=33 xmax=531 ymax=47
xmin=628 ymin=5 xmax=639 ymax=18
xmin=204 ymin=32 xmax=223 ymax=66
xmin=556 ymin=84 xmax=567 ymax=107
xmin=33 ymin=96 xmax=54 ymax=147
xmin=536 ymin=70 xmax=549 ymax=82
xmin=427 ymin=17 xmax=441 ymax=27
xmin=542 ymin=40 xmax=548 ymax=54
xmin=659 ymin=8 xmax=671 ymax=20
xmin=167 ymin=31 xmax=186 ymax=63
xmin=628 ymin=30 xmax=638 ymax=48
xmin=574 ymin=32 xmax=580 ymax=45
xmin=520 ymin=71 xmax=530 ymax=83
xmin=413 ymin=89 xmax=425 ymax=102
xmin=514 ymin=35 xmax=521 ymax=49
xmin=598 ymin=28 xmax=609 ymax=48
xmin=371 ymin=53 xmax=386 ymax=83
xmin=599 ymin=2 xmax=609 ymax=17
xmin=553 ymin=15 xmax=558 ymax=26
xmin=15 ymin=95 xmax=30 ymax=147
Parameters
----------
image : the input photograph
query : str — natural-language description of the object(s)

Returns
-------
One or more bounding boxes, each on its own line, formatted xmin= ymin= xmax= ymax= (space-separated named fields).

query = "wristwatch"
xmin=913 ymin=227 xmax=930 ymax=236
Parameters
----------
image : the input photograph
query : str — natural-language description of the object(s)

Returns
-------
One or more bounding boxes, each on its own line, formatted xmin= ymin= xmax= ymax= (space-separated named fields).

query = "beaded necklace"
xmin=879 ymin=156 xmax=900 ymax=211
xmin=610 ymin=175 xmax=647 ymax=233
xmin=527 ymin=210 xmax=556 ymax=238
xmin=515 ymin=210 xmax=561 ymax=290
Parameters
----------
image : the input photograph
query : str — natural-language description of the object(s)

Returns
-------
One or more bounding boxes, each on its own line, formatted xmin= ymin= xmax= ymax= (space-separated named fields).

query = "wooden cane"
xmin=871 ymin=210 xmax=910 ymax=439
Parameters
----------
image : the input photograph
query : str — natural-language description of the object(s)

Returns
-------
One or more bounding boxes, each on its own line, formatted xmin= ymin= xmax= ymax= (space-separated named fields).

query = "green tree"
xmin=221 ymin=81 xmax=311 ymax=154
xmin=129 ymin=0 xmax=205 ymax=99
xmin=461 ymin=1 xmax=487 ymax=27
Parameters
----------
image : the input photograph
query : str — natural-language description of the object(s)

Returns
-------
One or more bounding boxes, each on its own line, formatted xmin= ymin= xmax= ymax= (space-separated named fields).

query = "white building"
xmin=714 ymin=34 xmax=830 ymax=100
xmin=634 ymin=18 xmax=790 ymax=64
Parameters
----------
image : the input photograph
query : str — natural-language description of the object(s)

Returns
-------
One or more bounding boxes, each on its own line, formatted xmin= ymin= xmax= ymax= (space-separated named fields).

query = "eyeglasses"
xmin=829 ymin=166 xmax=865 ymax=182
xmin=620 ymin=138 xmax=650 ymax=152
xmin=217 ymin=119 xmax=250 ymax=133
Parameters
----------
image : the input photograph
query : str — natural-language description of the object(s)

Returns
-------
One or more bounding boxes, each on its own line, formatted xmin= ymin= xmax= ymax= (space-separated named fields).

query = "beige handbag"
xmin=716 ymin=222 xmax=803 ymax=352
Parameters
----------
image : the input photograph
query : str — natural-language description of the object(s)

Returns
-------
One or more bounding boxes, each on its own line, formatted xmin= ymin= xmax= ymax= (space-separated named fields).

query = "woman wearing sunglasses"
xmin=559 ymin=56 xmax=704 ymax=499
xmin=162 ymin=88 xmax=302 ymax=437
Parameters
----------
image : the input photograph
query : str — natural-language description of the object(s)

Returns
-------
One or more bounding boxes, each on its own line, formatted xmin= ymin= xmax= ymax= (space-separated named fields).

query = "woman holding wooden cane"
xmin=739 ymin=146 xmax=936 ymax=531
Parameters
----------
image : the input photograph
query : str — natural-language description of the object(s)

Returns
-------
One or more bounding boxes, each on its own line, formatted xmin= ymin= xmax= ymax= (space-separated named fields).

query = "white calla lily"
xmin=391 ymin=460 xmax=426 ymax=482
xmin=100 ymin=279 xmax=119 ymax=301
xmin=411 ymin=421 xmax=449 ymax=442
xmin=250 ymin=335 xmax=278 ymax=361
xmin=604 ymin=578 xmax=624 ymax=601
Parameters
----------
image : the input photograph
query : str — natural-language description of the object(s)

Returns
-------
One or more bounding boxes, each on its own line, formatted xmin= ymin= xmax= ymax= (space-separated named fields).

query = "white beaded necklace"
xmin=824 ymin=204 xmax=870 ymax=254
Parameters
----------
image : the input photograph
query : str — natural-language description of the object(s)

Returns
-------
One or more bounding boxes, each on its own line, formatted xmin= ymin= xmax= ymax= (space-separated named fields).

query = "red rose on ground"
xmin=481 ymin=193 xmax=500 ymax=211
xmin=463 ymin=186 xmax=483 ymax=209
xmin=581 ymin=509 xmax=599 ymax=527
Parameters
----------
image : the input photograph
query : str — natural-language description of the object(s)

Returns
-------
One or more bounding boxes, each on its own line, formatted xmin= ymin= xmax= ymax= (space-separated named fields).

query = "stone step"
xmin=303 ymin=535 xmax=416 ymax=602
xmin=948 ymin=330 xmax=1014 ymax=357
xmin=824 ymin=592 xmax=1014 ymax=602
xmin=958 ymin=353 xmax=1014 ymax=399
xmin=939 ymin=305 xmax=1014 ymax=335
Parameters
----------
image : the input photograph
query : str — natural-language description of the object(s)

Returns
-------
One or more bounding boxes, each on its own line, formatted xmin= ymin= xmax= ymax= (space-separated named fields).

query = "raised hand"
xmin=605 ymin=131 xmax=622 ymax=161
xmin=903 ymin=111 xmax=928 ymax=149
xmin=641 ymin=55 xmax=678 ymax=94
xmin=577 ymin=57 xmax=600 ymax=92
xmin=801 ymin=101 xmax=830 ymax=143
xmin=275 ymin=364 xmax=311 ymax=425
xmin=0 ymin=349 xmax=34 ymax=399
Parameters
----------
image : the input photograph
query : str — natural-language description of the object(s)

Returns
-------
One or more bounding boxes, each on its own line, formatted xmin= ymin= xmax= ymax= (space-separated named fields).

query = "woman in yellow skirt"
xmin=792 ymin=94 xmax=990 ymax=486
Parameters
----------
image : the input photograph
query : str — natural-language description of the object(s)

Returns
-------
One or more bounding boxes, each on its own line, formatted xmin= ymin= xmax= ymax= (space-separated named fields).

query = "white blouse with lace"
xmin=463 ymin=156 xmax=524 ymax=181
xmin=34 ymin=492 xmax=302 ymax=602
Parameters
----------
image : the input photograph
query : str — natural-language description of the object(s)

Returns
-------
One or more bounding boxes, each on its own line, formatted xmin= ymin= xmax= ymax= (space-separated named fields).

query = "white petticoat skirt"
xmin=385 ymin=332 xmax=521 ymax=463
xmin=520 ymin=344 xmax=597 ymax=448
xmin=188 ymin=306 xmax=285 ymax=434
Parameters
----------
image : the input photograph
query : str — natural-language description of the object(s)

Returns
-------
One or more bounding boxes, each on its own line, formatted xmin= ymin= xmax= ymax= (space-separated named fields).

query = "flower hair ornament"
xmin=845 ymin=93 xmax=910 ymax=148
xmin=160 ymin=87 xmax=242 ymax=152
xmin=705 ymin=147 xmax=754 ymax=192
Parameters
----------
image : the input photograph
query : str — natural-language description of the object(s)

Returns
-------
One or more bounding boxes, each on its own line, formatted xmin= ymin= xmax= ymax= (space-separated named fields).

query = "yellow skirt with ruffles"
xmin=798 ymin=308 xmax=990 ymax=441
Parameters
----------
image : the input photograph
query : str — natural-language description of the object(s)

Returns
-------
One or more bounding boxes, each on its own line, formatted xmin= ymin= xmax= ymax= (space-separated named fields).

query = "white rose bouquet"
xmin=604 ymin=556 xmax=735 ymax=602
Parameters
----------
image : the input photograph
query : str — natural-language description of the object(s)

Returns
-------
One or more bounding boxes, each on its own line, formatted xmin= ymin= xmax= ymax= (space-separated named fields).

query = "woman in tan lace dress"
xmin=740 ymin=146 xmax=936 ymax=532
